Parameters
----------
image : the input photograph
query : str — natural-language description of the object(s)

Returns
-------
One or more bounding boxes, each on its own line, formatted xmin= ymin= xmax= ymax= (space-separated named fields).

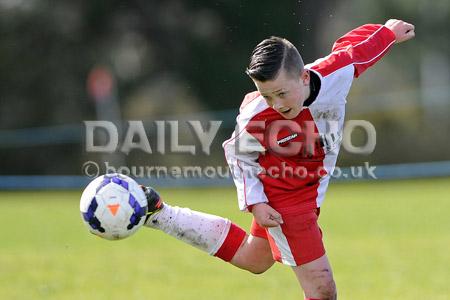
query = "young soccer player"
xmin=142 ymin=19 xmax=415 ymax=299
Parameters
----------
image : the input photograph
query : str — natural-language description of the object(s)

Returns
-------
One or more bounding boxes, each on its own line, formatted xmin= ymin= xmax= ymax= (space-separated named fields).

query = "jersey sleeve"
xmin=331 ymin=24 xmax=396 ymax=77
xmin=222 ymin=103 xmax=268 ymax=212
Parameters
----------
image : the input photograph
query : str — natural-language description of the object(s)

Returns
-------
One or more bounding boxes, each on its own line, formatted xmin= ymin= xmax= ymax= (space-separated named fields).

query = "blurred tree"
xmin=0 ymin=0 xmax=448 ymax=174
xmin=0 ymin=0 xmax=336 ymax=174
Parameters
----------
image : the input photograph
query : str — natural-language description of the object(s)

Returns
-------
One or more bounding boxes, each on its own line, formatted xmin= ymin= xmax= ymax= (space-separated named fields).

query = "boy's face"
xmin=252 ymin=68 xmax=310 ymax=119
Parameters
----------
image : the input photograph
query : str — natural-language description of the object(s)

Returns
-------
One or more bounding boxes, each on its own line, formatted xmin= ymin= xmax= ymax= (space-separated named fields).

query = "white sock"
xmin=145 ymin=203 xmax=232 ymax=255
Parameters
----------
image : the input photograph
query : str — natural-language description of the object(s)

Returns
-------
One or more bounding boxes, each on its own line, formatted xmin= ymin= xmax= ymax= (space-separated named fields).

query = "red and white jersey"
xmin=223 ymin=24 xmax=396 ymax=214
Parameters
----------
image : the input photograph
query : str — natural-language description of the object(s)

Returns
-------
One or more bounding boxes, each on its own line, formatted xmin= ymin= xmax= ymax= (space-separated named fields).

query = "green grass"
xmin=0 ymin=178 xmax=449 ymax=299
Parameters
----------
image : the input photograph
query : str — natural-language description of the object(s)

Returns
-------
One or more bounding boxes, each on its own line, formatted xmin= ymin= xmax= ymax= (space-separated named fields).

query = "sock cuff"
xmin=144 ymin=204 xmax=169 ymax=228
xmin=213 ymin=223 xmax=246 ymax=262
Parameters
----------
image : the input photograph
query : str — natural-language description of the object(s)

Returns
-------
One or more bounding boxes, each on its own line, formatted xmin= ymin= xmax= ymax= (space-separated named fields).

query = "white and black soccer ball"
xmin=80 ymin=173 xmax=148 ymax=240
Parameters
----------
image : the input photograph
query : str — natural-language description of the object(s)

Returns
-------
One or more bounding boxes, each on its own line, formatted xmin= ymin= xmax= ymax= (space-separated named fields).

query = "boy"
xmin=142 ymin=19 xmax=415 ymax=299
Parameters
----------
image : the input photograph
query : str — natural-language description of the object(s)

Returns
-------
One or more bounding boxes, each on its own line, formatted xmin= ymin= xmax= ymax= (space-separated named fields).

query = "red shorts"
xmin=250 ymin=209 xmax=325 ymax=266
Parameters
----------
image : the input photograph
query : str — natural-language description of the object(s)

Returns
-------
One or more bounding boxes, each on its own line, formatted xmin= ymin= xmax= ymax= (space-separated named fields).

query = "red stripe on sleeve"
xmin=311 ymin=24 xmax=396 ymax=78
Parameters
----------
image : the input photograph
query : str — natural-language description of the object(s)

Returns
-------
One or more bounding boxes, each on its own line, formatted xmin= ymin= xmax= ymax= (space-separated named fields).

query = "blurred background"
xmin=1 ymin=0 xmax=449 ymax=187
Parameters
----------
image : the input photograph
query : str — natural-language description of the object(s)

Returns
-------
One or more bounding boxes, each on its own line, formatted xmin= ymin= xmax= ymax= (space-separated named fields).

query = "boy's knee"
xmin=229 ymin=235 xmax=274 ymax=274
xmin=245 ymin=262 xmax=273 ymax=275
xmin=312 ymin=271 xmax=336 ymax=299
xmin=317 ymin=279 xmax=336 ymax=299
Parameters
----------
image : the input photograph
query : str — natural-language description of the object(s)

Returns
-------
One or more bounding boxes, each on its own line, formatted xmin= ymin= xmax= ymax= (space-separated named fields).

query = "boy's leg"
xmin=261 ymin=209 xmax=336 ymax=299
xmin=230 ymin=234 xmax=274 ymax=274
xmin=143 ymin=187 xmax=274 ymax=273
xmin=292 ymin=254 xmax=336 ymax=300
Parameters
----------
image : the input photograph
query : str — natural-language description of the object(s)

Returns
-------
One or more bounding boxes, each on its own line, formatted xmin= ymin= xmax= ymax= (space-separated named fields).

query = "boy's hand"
xmin=385 ymin=19 xmax=415 ymax=43
xmin=251 ymin=203 xmax=284 ymax=227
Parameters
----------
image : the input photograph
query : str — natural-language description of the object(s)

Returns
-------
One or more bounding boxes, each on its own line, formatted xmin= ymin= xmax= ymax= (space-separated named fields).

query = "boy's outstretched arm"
xmin=326 ymin=19 xmax=415 ymax=78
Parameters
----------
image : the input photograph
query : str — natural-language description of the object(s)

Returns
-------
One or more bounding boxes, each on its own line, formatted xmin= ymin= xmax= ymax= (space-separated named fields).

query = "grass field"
xmin=0 ymin=178 xmax=449 ymax=300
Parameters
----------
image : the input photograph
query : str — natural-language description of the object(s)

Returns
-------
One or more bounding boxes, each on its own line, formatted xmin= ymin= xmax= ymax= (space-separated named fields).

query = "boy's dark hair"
xmin=245 ymin=36 xmax=304 ymax=82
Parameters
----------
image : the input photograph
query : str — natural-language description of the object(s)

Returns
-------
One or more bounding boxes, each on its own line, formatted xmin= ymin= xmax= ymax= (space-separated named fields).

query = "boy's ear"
xmin=300 ymin=69 xmax=310 ymax=86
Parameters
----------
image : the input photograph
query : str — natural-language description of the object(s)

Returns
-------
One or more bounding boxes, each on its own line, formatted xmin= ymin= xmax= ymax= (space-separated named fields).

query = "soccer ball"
xmin=80 ymin=173 xmax=148 ymax=240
